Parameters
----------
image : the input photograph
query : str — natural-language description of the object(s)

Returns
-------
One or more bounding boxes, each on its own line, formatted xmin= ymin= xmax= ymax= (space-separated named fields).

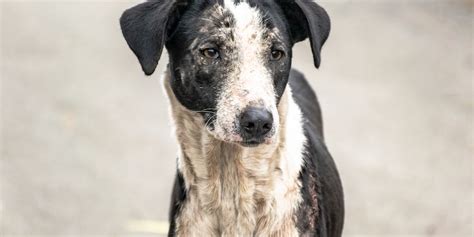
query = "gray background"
xmin=1 ymin=0 xmax=472 ymax=236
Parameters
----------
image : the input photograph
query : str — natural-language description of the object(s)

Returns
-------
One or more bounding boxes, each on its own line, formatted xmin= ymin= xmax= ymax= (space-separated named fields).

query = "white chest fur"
xmin=163 ymin=72 xmax=306 ymax=236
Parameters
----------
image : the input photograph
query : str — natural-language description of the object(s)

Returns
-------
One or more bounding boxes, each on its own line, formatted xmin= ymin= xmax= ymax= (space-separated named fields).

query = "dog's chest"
xmin=175 ymin=147 xmax=301 ymax=236
xmin=166 ymin=78 xmax=306 ymax=236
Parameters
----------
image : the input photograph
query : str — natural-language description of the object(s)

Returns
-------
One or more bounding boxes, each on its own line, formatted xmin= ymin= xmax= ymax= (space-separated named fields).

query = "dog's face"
xmin=120 ymin=0 xmax=330 ymax=147
xmin=166 ymin=1 xmax=292 ymax=146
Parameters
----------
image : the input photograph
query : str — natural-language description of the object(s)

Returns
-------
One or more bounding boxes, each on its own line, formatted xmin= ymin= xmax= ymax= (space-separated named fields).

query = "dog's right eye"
xmin=270 ymin=49 xmax=284 ymax=61
xmin=201 ymin=48 xmax=220 ymax=59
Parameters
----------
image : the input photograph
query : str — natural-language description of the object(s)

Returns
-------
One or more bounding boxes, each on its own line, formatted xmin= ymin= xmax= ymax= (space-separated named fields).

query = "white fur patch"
xmin=213 ymin=0 xmax=279 ymax=143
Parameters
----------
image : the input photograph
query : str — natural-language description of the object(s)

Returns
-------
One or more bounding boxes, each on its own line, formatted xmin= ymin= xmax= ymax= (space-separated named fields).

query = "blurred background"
xmin=1 ymin=0 xmax=472 ymax=236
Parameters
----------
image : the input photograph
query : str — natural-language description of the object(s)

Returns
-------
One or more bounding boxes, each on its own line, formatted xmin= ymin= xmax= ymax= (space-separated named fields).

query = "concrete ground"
xmin=1 ymin=0 xmax=472 ymax=236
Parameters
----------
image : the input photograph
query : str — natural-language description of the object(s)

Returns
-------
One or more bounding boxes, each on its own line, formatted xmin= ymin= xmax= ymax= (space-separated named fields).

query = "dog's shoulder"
xmin=296 ymin=128 xmax=345 ymax=236
xmin=288 ymin=69 xmax=324 ymax=139
xmin=289 ymin=69 xmax=345 ymax=236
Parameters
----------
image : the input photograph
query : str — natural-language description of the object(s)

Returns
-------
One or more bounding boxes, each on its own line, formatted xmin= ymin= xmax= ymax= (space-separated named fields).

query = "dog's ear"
xmin=120 ymin=0 xmax=186 ymax=75
xmin=277 ymin=0 xmax=330 ymax=68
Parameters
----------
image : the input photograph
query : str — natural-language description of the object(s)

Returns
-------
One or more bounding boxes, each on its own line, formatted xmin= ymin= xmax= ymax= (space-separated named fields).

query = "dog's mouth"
xmin=206 ymin=127 xmax=270 ymax=148
xmin=240 ymin=139 xmax=265 ymax=147
xmin=200 ymin=111 xmax=276 ymax=148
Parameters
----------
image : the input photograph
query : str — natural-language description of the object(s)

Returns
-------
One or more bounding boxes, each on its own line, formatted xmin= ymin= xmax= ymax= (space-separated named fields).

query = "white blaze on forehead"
xmin=225 ymin=0 xmax=271 ymax=99
xmin=212 ymin=1 xmax=279 ymax=142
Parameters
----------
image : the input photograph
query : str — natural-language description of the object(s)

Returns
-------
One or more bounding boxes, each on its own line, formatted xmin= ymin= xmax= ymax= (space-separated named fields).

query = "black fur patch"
xmin=290 ymin=70 xmax=344 ymax=236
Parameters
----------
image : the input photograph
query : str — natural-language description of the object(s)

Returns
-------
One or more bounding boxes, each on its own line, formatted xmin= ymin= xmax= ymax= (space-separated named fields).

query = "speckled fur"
xmin=163 ymin=68 xmax=305 ymax=236
xmin=197 ymin=1 xmax=284 ymax=144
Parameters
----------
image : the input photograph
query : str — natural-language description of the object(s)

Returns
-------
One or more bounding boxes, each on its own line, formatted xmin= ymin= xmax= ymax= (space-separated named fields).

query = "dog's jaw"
xmin=162 ymin=70 xmax=306 ymax=236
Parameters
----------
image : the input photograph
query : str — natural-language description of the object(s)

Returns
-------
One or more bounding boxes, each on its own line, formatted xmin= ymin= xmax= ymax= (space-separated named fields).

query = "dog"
xmin=120 ymin=0 xmax=344 ymax=236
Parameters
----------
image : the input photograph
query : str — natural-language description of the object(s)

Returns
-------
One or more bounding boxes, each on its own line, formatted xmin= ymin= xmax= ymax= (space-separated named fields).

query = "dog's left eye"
xmin=270 ymin=50 xmax=284 ymax=61
xmin=201 ymin=48 xmax=220 ymax=59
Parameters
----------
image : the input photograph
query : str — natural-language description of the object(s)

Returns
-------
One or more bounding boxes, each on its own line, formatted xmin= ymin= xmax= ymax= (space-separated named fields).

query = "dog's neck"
xmin=163 ymin=70 xmax=305 ymax=236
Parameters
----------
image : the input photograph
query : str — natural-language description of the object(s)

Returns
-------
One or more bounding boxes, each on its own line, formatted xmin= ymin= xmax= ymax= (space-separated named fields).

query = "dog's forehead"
xmin=187 ymin=0 xmax=285 ymax=42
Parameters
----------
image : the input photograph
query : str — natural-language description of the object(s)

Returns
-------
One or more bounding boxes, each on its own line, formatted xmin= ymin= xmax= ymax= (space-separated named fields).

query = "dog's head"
xmin=120 ymin=0 xmax=330 ymax=147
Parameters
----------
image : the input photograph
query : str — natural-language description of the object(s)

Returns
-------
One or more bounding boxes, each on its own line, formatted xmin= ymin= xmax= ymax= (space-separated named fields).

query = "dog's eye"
xmin=201 ymin=48 xmax=220 ymax=59
xmin=270 ymin=50 xmax=284 ymax=61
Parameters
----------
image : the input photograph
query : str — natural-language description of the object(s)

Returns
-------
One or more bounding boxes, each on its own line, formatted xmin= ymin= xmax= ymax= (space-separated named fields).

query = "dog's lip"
xmin=239 ymin=139 xmax=265 ymax=148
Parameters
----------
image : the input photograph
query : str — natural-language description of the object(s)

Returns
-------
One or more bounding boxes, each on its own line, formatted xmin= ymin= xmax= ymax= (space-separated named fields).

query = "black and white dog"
xmin=120 ymin=0 xmax=344 ymax=236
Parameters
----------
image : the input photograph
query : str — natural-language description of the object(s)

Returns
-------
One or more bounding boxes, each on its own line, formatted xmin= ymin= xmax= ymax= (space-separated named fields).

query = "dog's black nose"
xmin=239 ymin=107 xmax=273 ymax=141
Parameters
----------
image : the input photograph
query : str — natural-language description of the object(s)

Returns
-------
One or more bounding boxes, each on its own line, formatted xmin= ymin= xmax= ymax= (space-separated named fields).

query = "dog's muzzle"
xmin=239 ymin=107 xmax=273 ymax=147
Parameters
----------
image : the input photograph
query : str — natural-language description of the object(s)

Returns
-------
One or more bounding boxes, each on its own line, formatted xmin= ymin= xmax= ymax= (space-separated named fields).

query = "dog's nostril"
xmin=262 ymin=122 xmax=272 ymax=131
xmin=244 ymin=122 xmax=255 ymax=130
xmin=239 ymin=107 xmax=273 ymax=140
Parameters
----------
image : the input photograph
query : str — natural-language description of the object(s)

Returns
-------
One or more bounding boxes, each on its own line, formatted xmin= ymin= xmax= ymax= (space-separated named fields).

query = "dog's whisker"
xmin=204 ymin=114 xmax=217 ymax=127
xmin=193 ymin=108 xmax=216 ymax=114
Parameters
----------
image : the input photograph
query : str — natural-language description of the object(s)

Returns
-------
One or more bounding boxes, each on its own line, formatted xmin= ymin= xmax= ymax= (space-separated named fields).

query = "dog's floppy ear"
xmin=277 ymin=0 xmax=330 ymax=68
xmin=120 ymin=0 xmax=184 ymax=75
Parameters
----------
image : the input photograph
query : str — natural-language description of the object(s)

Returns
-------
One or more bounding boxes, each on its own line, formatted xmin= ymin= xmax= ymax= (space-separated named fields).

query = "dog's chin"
xmin=239 ymin=140 xmax=265 ymax=148
xmin=222 ymin=139 xmax=270 ymax=148
xmin=206 ymin=129 xmax=266 ymax=148
xmin=212 ymin=135 xmax=275 ymax=148
xmin=240 ymin=136 xmax=277 ymax=147
xmin=206 ymin=125 xmax=276 ymax=148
